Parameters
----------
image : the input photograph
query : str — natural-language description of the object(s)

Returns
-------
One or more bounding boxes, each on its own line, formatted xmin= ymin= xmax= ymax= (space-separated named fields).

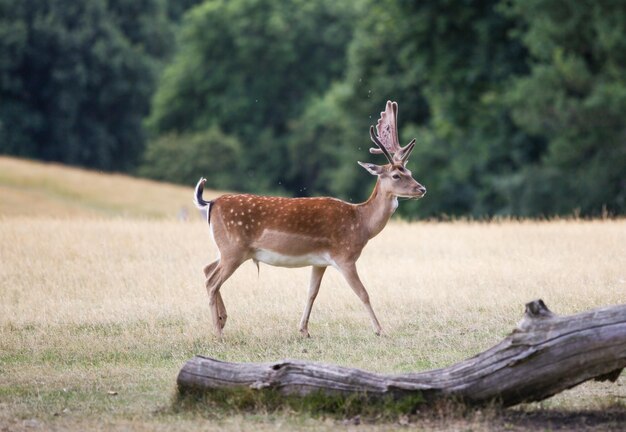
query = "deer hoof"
xmin=218 ymin=316 xmax=227 ymax=329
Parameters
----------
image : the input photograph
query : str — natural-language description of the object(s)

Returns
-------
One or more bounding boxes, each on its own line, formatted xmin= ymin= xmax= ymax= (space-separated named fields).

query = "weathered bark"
xmin=177 ymin=300 xmax=626 ymax=407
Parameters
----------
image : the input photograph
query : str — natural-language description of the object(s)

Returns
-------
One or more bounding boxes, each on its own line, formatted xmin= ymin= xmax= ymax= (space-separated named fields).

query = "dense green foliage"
xmin=501 ymin=0 xmax=626 ymax=216
xmin=2 ymin=0 xmax=624 ymax=216
xmin=0 ymin=0 xmax=173 ymax=170
xmin=298 ymin=0 xmax=535 ymax=215
xmin=146 ymin=0 xmax=362 ymax=192
xmin=138 ymin=126 xmax=241 ymax=189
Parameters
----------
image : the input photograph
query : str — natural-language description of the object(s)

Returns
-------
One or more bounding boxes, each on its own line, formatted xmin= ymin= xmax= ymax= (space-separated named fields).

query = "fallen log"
xmin=177 ymin=300 xmax=626 ymax=408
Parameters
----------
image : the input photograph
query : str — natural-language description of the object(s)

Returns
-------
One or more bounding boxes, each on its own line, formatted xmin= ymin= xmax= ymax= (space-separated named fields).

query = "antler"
xmin=369 ymin=125 xmax=394 ymax=164
xmin=369 ymin=100 xmax=415 ymax=164
xmin=370 ymin=101 xmax=400 ymax=155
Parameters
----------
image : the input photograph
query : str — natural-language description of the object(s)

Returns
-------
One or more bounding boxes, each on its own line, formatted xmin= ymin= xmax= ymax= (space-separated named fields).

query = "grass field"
xmin=1 ymin=157 xmax=625 ymax=430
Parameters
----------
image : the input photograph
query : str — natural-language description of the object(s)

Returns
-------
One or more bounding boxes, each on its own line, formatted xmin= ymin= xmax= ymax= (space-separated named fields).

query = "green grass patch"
xmin=173 ymin=386 xmax=426 ymax=421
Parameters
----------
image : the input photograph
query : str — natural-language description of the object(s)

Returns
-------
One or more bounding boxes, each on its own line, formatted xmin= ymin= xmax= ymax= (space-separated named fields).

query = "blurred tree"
xmin=139 ymin=126 xmax=242 ymax=190
xmin=165 ymin=0 xmax=204 ymax=22
xmin=300 ymin=0 xmax=531 ymax=217
xmin=286 ymin=83 xmax=363 ymax=199
xmin=146 ymin=0 xmax=363 ymax=193
xmin=501 ymin=0 xmax=626 ymax=216
xmin=0 ymin=0 xmax=173 ymax=170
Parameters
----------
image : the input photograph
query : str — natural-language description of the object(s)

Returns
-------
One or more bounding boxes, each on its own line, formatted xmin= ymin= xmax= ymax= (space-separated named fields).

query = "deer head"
xmin=358 ymin=101 xmax=426 ymax=199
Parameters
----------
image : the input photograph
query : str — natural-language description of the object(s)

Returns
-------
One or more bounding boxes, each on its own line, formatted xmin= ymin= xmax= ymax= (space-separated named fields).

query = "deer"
xmin=193 ymin=101 xmax=426 ymax=338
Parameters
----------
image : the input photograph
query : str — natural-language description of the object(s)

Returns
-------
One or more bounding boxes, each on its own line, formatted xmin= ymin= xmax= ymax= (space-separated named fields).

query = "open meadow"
xmin=1 ymin=158 xmax=625 ymax=430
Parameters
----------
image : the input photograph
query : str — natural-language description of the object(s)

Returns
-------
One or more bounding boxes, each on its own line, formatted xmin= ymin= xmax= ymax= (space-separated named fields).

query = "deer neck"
xmin=357 ymin=179 xmax=398 ymax=240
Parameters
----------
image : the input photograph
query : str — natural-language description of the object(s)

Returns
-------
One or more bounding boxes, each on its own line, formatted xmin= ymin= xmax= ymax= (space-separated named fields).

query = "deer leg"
xmin=203 ymin=260 xmax=219 ymax=278
xmin=299 ymin=266 xmax=327 ymax=338
xmin=205 ymin=258 xmax=241 ymax=337
xmin=203 ymin=260 xmax=227 ymax=329
xmin=215 ymin=292 xmax=227 ymax=329
xmin=336 ymin=262 xmax=383 ymax=335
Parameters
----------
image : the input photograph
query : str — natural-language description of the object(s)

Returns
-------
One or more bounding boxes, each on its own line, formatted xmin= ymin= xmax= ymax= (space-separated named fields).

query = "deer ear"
xmin=358 ymin=161 xmax=384 ymax=176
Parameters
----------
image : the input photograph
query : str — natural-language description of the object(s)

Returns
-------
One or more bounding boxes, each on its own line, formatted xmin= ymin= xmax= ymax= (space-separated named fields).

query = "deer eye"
xmin=392 ymin=174 xmax=401 ymax=180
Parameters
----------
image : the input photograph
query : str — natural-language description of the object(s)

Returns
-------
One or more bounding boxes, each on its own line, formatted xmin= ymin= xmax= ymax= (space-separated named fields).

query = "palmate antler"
xmin=369 ymin=101 xmax=416 ymax=165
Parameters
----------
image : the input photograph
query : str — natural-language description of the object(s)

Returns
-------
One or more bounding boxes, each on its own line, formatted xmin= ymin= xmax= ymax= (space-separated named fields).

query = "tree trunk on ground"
xmin=177 ymin=300 xmax=626 ymax=407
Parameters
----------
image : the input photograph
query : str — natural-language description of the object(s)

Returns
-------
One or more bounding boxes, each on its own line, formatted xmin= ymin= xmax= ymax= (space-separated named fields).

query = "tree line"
xmin=1 ymin=0 xmax=625 ymax=217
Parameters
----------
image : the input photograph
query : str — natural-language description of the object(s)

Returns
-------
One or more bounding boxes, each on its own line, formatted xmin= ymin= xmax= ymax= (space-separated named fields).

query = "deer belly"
xmin=252 ymin=249 xmax=334 ymax=268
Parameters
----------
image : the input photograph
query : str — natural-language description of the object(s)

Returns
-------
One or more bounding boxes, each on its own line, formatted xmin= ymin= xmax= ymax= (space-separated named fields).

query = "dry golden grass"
xmin=0 ymin=156 xmax=224 ymax=219
xmin=1 ymin=216 xmax=625 ymax=430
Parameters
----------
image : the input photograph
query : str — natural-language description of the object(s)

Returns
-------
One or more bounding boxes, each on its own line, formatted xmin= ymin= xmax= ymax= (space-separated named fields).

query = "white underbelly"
xmin=252 ymin=249 xmax=334 ymax=268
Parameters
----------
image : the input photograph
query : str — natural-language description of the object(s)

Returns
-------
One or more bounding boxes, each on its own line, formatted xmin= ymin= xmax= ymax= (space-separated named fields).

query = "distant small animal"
xmin=194 ymin=101 xmax=426 ymax=337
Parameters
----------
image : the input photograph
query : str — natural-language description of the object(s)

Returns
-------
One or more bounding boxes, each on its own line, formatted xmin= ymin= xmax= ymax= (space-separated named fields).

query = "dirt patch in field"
xmin=389 ymin=406 xmax=626 ymax=431
xmin=498 ymin=408 xmax=626 ymax=431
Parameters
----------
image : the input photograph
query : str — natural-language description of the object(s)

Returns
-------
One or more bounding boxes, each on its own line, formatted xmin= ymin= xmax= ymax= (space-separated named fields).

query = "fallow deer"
xmin=194 ymin=101 xmax=426 ymax=337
